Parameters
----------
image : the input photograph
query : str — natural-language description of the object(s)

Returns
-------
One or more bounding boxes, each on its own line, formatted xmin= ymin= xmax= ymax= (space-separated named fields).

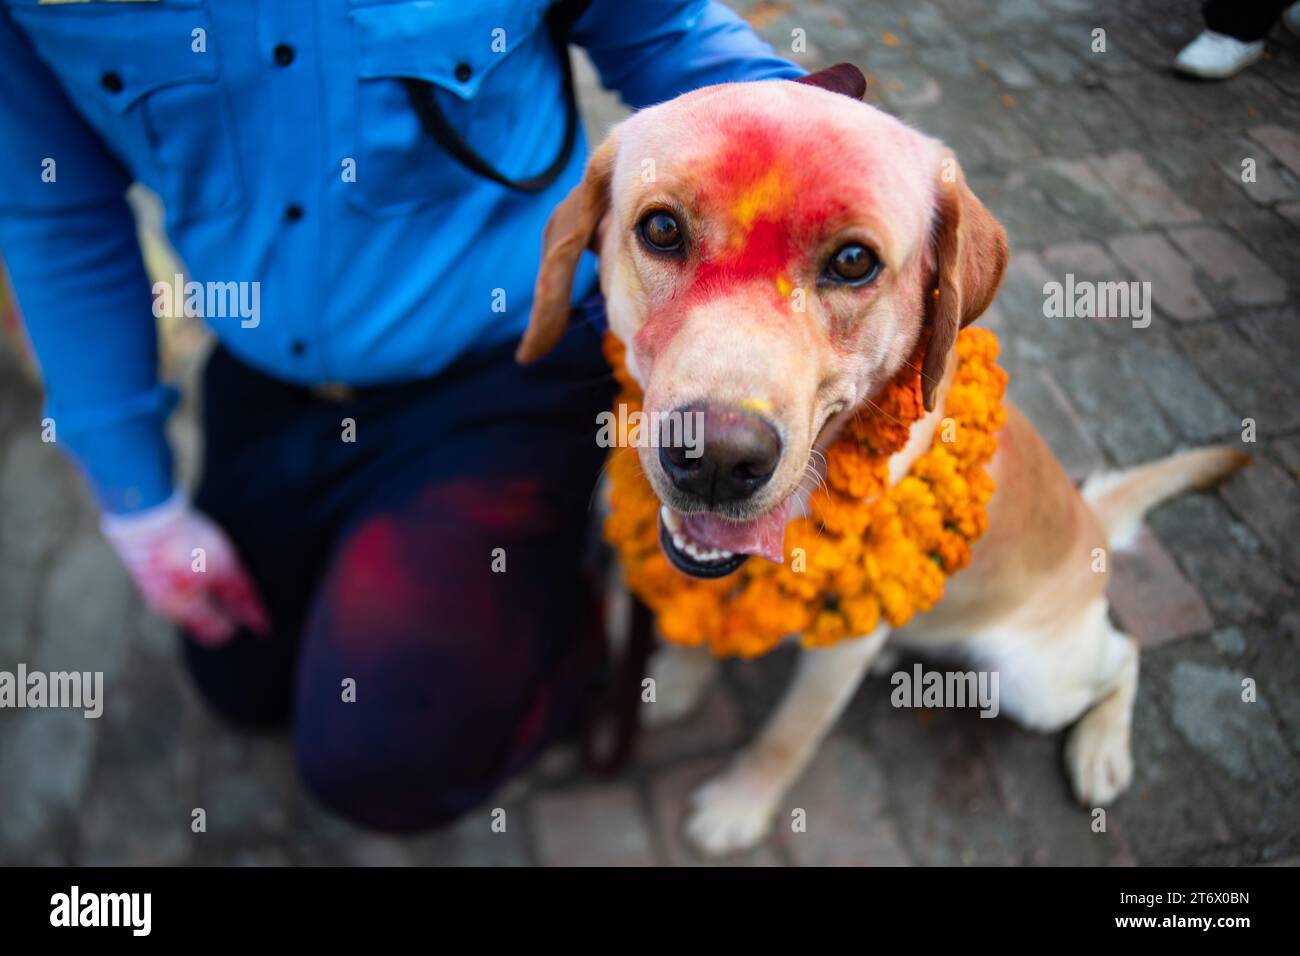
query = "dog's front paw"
xmin=1065 ymin=707 xmax=1133 ymax=806
xmin=684 ymin=767 xmax=779 ymax=857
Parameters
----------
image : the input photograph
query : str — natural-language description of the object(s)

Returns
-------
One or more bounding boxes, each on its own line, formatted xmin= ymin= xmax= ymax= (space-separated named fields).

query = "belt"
xmin=308 ymin=381 xmax=359 ymax=404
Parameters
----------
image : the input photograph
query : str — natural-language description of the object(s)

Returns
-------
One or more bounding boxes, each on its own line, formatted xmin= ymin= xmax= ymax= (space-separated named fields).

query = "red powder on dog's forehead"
xmin=634 ymin=115 xmax=862 ymax=367
xmin=685 ymin=119 xmax=846 ymax=307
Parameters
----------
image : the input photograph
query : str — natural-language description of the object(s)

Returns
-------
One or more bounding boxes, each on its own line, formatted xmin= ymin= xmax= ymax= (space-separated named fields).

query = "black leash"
xmin=401 ymin=0 xmax=591 ymax=193
xmin=581 ymin=597 xmax=656 ymax=774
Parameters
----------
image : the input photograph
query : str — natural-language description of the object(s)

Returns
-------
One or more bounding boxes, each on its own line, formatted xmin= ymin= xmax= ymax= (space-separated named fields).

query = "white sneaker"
xmin=1284 ymin=2 xmax=1300 ymax=38
xmin=1174 ymin=30 xmax=1265 ymax=79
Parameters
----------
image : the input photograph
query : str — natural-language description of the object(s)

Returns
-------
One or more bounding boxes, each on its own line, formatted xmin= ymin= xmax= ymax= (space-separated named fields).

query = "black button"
xmin=291 ymin=340 xmax=307 ymax=356
xmin=101 ymin=71 xmax=124 ymax=94
xmin=273 ymin=43 xmax=295 ymax=66
xmin=285 ymin=204 xmax=303 ymax=222
xmin=454 ymin=62 xmax=473 ymax=83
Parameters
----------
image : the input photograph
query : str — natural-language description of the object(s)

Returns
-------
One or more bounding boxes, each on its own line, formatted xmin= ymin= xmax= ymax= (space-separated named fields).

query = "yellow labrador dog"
xmin=517 ymin=64 xmax=1246 ymax=857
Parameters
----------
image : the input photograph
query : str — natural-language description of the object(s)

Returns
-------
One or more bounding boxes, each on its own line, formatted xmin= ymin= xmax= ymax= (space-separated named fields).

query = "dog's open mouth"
xmin=657 ymin=499 xmax=794 ymax=579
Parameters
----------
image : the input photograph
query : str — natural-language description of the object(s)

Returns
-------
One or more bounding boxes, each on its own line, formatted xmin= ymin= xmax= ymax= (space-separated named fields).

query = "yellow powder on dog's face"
xmin=730 ymin=165 xmax=790 ymax=234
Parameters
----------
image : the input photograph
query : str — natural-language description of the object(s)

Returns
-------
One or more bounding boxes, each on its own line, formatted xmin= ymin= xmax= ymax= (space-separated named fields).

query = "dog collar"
xmin=602 ymin=328 xmax=1007 ymax=658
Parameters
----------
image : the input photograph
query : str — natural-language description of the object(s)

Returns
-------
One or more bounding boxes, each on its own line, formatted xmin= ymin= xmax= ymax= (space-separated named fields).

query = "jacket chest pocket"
xmin=7 ymin=0 xmax=244 ymax=224
xmin=347 ymin=0 xmax=553 ymax=215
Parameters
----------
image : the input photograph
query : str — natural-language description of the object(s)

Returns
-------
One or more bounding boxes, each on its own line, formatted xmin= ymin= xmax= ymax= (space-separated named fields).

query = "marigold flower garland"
xmin=602 ymin=327 xmax=1007 ymax=659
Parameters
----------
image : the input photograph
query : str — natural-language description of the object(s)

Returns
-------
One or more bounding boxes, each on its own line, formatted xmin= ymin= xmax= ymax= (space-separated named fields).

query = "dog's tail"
xmin=1081 ymin=446 xmax=1250 ymax=550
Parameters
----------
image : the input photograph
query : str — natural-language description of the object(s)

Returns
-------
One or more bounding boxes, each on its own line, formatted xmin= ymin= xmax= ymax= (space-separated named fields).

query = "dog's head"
xmin=518 ymin=65 xmax=1007 ymax=579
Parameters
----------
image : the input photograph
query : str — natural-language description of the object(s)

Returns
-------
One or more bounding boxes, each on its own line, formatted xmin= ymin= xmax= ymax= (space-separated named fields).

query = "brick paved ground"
xmin=1 ymin=0 xmax=1298 ymax=865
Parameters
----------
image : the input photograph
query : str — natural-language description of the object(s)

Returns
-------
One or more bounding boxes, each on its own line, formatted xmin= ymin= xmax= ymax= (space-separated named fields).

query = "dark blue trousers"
xmin=1203 ymin=0 xmax=1292 ymax=40
xmin=183 ymin=299 xmax=613 ymax=832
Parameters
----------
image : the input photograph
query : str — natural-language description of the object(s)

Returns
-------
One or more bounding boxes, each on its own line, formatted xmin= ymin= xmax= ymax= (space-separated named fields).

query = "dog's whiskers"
xmin=587 ymin=449 xmax=622 ymax=515
xmin=860 ymin=392 xmax=909 ymax=428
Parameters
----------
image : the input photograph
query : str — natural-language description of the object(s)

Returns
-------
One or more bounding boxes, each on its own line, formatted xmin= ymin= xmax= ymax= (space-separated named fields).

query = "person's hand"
xmin=102 ymin=493 xmax=271 ymax=646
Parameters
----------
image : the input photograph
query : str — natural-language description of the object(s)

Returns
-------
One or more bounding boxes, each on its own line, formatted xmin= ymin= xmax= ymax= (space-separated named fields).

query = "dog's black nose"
xmin=658 ymin=403 xmax=781 ymax=504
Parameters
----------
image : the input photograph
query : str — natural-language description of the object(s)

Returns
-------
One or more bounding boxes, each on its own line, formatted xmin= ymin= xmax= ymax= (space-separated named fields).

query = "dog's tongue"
xmin=680 ymin=498 xmax=793 ymax=564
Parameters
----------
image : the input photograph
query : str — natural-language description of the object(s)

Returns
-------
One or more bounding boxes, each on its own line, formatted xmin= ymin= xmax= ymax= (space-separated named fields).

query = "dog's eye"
xmin=638 ymin=211 xmax=684 ymax=253
xmin=825 ymin=243 xmax=882 ymax=285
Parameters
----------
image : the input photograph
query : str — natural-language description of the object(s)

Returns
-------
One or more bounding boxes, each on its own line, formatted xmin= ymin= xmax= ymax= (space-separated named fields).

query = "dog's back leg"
xmin=1058 ymin=444 xmax=1245 ymax=804
xmin=1064 ymin=617 xmax=1138 ymax=807
xmin=685 ymin=627 xmax=889 ymax=857
xmin=975 ymin=597 xmax=1138 ymax=807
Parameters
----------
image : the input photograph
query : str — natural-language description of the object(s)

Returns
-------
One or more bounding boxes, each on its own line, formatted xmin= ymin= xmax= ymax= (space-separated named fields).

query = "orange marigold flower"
xmin=603 ymin=326 xmax=1003 ymax=658
xmin=840 ymin=593 xmax=881 ymax=635
xmin=802 ymin=608 xmax=850 ymax=648
xmin=811 ymin=489 xmax=875 ymax=537
xmin=826 ymin=442 xmax=888 ymax=499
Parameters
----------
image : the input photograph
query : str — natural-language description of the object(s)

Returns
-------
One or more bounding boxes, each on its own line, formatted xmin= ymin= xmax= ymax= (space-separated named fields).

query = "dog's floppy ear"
xmin=516 ymin=138 xmax=617 ymax=364
xmin=921 ymin=151 xmax=1008 ymax=411
xmin=793 ymin=63 xmax=867 ymax=100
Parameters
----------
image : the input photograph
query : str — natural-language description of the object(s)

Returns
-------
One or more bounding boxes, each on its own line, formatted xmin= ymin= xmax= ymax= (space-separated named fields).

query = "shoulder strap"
xmin=401 ymin=0 xmax=593 ymax=193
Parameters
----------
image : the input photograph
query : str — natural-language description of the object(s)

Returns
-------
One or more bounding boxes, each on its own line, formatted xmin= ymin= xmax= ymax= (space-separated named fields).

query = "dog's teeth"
xmin=666 ymin=513 xmax=734 ymax=565
xmin=660 ymin=506 xmax=682 ymax=533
